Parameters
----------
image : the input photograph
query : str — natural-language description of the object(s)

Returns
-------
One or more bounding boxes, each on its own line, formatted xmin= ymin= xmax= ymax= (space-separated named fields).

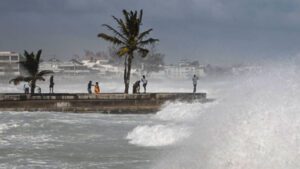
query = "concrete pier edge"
xmin=0 ymin=93 xmax=208 ymax=114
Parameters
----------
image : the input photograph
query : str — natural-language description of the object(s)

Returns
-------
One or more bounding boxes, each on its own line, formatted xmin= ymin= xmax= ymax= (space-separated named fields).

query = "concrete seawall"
xmin=0 ymin=93 xmax=207 ymax=113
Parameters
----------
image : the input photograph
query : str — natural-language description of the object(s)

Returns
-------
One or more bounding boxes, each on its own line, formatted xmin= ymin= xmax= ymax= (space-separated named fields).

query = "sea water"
xmin=0 ymin=62 xmax=299 ymax=169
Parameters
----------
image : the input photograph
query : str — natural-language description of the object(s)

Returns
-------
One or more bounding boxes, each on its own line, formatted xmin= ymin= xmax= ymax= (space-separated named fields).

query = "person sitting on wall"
xmin=94 ymin=82 xmax=101 ymax=94
xmin=132 ymin=80 xmax=140 ymax=94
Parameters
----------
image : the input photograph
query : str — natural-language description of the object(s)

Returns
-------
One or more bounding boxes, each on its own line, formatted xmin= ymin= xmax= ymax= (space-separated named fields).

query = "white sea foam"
xmin=151 ymin=62 xmax=300 ymax=169
xmin=0 ymin=124 xmax=10 ymax=133
xmin=126 ymin=101 xmax=207 ymax=147
xmin=0 ymin=123 xmax=19 ymax=133
xmin=126 ymin=97 xmax=217 ymax=147
xmin=155 ymin=101 xmax=215 ymax=122
xmin=126 ymin=124 xmax=190 ymax=147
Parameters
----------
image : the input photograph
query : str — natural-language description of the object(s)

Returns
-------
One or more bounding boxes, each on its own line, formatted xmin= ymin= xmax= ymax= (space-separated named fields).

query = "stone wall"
xmin=0 ymin=93 xmax=207 ymax=113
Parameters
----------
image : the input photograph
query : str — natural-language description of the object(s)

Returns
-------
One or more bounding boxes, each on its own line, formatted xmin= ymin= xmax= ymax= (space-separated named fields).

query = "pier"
xmin=0 ymin=93 xmax=207 ymax=113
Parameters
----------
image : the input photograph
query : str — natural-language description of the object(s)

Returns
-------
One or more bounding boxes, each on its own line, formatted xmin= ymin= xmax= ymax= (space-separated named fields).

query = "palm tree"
xmin=98 ymin=9 xmax=159 ymax=93
xmin=9 ymin=50 xmax=53 ymax=94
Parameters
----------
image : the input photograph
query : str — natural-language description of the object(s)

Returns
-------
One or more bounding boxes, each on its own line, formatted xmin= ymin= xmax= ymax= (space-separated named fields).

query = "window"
xmin=0 ymin=56 xmax=10 ymax=61
xmin=11 ymin=56 xmax=19 ymax=61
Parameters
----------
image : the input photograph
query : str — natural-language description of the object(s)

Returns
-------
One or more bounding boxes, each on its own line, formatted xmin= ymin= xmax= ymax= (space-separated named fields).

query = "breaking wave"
xmin=151 ymin=62 xmax=300 ymax=169
xmin=126 ymin=124 xmax=190 ymax=147
xmin=128 ymin=61 xmax=300 ymax=169
xmin=126 ymin=101 xmax=215 ymax=147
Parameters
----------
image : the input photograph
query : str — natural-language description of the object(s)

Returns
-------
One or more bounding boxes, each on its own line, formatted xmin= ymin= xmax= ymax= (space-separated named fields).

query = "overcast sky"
xmin=1 ymin=0 xmax=300 ymax=65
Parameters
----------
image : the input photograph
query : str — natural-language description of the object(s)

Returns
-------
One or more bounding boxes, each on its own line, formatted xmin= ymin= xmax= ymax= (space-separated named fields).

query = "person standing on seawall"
xmin=24 ymin=83 xmax=30 ymax=94
xmin=87 ymin=81 xmax=93 ymax=94
xmin=192 ymin=74 xmax=199 ymax=93
xmin=94 ymin=82 xmax=100 ymax=94
xmin=49 ymin=75 xmax=54 ymax=93
xmin=141 ymin=75 xmax=148 ymax=93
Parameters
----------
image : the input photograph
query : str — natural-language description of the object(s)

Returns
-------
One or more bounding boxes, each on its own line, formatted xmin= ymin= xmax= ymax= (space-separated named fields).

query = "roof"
xmin=0 ymin=51 xmax=19 ymax=56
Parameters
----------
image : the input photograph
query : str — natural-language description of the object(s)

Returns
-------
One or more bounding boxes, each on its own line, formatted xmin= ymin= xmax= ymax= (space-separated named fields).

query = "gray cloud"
xmin=1 ymin=0 xmax=300 ymax=64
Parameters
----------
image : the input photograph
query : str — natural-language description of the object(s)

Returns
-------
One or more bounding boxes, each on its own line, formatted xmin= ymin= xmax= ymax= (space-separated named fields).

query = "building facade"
xmin=164 ymin=60 xmax=205 ymax=79
xmin=0 ymin=51 xmax=20 ymax=76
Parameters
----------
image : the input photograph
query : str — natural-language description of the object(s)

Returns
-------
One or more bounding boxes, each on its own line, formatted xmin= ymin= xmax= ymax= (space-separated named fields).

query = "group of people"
xmin=133 ymin=74 xmax=199 ymax=94
xmin=87 ymin=75 xmax=148 ymax=94
xmin=87 ymin=81 xmax=101 ymax=94
xmin=86 ymin=74 xmax=199 ymax=94
xmin=22 ymin=74 xmax=199 ymax=94
xmin=23 ymin=75 xmax=55 ymax=94
xmin=132 ymin=75 xmax=148 ymax=94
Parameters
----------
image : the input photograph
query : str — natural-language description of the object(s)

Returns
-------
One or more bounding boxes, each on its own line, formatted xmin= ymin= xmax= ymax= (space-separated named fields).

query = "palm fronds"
xmin=117 ymin=47 xmax=130 ymax=56
xmin=138 ymin=28 xmax=153 ymax=40
xmin=19 ymin=49 xmax=42 ymax=76
xmin=102 ymin=24 xmax=127 ymax=41
xmin=98 ymin=9 xmax=159 ymax=93
xmin=137 ymin=48 xmax=149 ymax=58
xmin=9 ymin=76 xmax=32 ymax=85
xmin=139 ymin=38 xmax=159 ymax=46
xmin=98 ymin=33 xmax=125 ymax=45
xmin=37 ymin=70 xmax=54 ymax=77
xmin=9 ymin=49 xmax=53 ymax=94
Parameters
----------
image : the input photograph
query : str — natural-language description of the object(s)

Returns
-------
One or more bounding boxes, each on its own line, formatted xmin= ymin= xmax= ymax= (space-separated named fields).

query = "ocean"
xmin=0 ymin=62 xmax=299 ymax=169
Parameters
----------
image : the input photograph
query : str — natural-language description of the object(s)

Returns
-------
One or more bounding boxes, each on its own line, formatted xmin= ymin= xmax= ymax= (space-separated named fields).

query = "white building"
xmin=40 ymin=59 xmax=91 ymax=75
xmin=81 ymin=59 xmax=123 ymax=76
xmin=164 ymin=60 xmax=205 ymax=79
xmin=0 ymin=51 xmax=20 ymax=76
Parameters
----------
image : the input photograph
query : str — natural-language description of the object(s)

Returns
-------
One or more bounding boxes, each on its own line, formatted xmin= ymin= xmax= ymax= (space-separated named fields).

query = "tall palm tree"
xmin=9 ymin=50 xmax=53 ymax=94
xmin=98 ymin=9 xmax=159 ymax=93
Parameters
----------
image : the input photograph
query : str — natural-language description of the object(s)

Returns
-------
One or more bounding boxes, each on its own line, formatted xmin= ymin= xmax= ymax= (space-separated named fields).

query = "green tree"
xmin=9 ymin=50 xmax=53 ymax=94
xmin=98 ymin=9 xmax=159 ymax=93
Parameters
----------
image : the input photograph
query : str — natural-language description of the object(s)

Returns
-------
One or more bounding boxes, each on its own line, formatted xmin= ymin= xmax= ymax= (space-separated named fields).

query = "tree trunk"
xmin=30 ymin=80 xmax=36 ymax=94
xmin=124 ymin=55 xmax=128 ymax=93
xmin=125 ymin=54 xmax=133 ymax=94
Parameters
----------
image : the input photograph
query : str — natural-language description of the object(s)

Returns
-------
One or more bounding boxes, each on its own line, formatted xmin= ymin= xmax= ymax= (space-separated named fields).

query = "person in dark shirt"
xmin=132 ymin=80 xmax=140 ymax=94
xmin=192 ymin=74 xmax=199 ymax=93
xmin=49 ymin=75 xmax=54 ymax=93
xmin=87 ymin=81 xmax=93 ymax=94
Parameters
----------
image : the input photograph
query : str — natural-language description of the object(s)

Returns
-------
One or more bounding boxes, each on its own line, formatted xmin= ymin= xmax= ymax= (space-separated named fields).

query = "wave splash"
xmin=149 ymin=63 xmax=300 ymax=169
xmin=126 ymin=100 xmax=214 ymax=147
xmin=126 ymin=124 xmax=190 ymax=147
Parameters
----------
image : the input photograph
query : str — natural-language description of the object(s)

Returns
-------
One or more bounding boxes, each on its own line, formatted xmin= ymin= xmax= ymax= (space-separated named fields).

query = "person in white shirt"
xmin=192 ymin=74 xmax=199 ymax=93
xmin=141 ymin=75 xmax=148 ymax=93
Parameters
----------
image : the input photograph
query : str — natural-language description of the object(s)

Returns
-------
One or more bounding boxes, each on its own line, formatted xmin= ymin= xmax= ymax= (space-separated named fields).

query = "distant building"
xmin=0 ymin=51 xmax=20 ymax=76
xmin=82 ymin=59 xmax=122 ymax=76
xmin=164 ymin=59 xmax=205 ymax=79
xmin=40 ymin=59 xmax=91 ymax=75
xmin=57 ymin=61 xmax=91 ymax=75
xmin=39 ymin=58 xmax=61 ymax=73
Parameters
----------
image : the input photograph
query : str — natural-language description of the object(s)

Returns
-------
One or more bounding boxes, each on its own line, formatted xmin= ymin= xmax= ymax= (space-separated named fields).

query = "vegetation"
xmin=81 ymin=47 xmax=165 ymax=76
xmin=131 ymin=47 xmax=165 ymax=76
xmin=9 ymin=50 xmax=53 ymax=94
xmin=98 ymin=9 xmax=159 ymax=93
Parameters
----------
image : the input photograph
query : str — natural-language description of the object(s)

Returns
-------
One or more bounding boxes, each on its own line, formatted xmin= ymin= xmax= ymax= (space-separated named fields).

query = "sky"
xmin=1 ymin=0 xmax=300 ymax=65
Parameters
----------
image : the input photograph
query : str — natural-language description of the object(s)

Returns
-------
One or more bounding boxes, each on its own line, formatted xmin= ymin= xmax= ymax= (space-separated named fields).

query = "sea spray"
xmin=148 ymin=62 xmax=300 ymax=169
xmin=126 ymin=124 xmax=190 ymax=147
xmin=126 ymin=101 xmax=216 ymax=147
xmin=155 ymin=101 xmax=216 ymax=122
